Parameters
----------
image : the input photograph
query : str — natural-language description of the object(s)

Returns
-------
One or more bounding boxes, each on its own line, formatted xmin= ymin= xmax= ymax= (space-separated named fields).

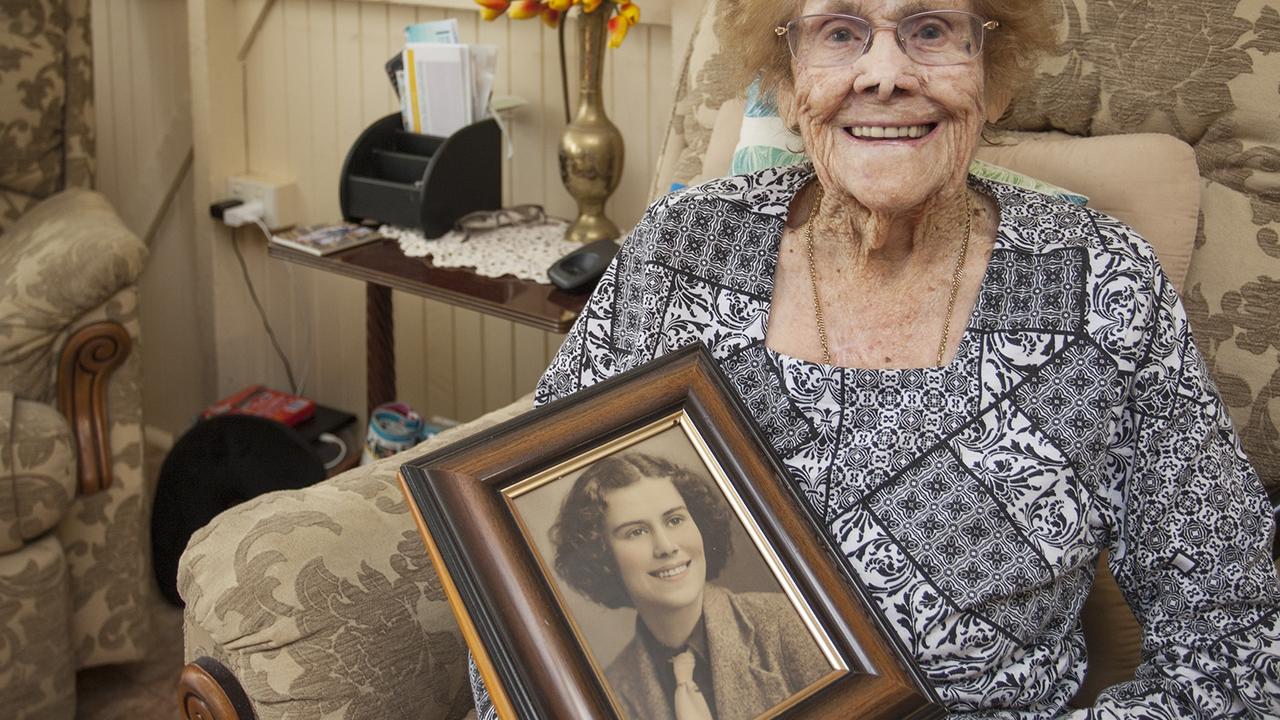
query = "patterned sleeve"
xmin=535 ymin=192 xmax=672 ymax=407
xmin=532 ymin=250 xmax=622 ymax=407
xmin=468 ymin=654 xmax=499 ymax=720
xmin=1081 ymin=256 xmax=1280 ymax=718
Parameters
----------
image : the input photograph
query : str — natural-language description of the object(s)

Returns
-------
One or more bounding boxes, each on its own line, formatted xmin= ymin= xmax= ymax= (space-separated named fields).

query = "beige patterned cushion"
xmin=0 ymin=0 xmax=95 ymax=233
xmin=973 ymin=131 xmax=1201 ymax=291
xmin=181 ymin=396 xmax=534 ymax=720
xmin=650 ymin=2 xmax=739 ymax=199
xmin=0 ymin=532 xmax=76 ymax=720
xmin=0 ymin=392 xmax=75 ymax=554
xmin=1000 ymin=1 xmax=1280 ymax=494
xmin=0 ymin=189 xmax=147 ymax=403
xmin=0 ymin=0 xmax=68 ymax=201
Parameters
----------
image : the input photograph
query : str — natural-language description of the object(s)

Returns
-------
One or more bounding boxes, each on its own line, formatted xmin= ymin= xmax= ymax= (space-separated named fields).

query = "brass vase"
xmin=558 ymin=9 xmax=625 ymax=244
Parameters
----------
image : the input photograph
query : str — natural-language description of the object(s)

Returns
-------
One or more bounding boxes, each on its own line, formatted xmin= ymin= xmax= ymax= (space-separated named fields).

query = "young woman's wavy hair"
xmin=550 ymin=452 xmax=734 ymax=609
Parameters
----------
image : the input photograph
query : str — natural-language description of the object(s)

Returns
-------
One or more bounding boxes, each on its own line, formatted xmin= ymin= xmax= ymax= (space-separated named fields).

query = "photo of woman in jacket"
xmin=549 ymin=451 xmax=831 ymax=720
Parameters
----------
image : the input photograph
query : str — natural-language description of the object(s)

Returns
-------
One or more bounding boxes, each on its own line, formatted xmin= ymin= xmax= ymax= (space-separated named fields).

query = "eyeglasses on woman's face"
xmin=776 ymin=10 xmax=999 ymax=68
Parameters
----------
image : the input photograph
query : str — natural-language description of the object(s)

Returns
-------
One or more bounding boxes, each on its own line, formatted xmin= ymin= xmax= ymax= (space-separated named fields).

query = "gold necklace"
xmin=803 ymin=184 xmax=972 ymax=367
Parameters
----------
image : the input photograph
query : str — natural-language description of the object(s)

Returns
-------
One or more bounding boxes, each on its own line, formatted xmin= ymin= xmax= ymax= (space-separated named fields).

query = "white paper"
xmin=395 ymin=68 xmax=412 ymax=130
xmin=405 ymin=42 xmax=472 ymax=137
xmin=405 ymin=18 xmax=460 ymax=44
xmin=469 ymin=44 xmax=498 ymax=122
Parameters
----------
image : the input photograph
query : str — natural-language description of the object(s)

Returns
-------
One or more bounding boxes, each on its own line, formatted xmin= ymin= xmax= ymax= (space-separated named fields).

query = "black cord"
xmin=231 ymin=225 xmax=299 ymax=394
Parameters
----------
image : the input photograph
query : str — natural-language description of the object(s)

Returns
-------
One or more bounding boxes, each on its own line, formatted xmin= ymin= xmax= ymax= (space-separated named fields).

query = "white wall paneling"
xmin=180 ymin=0 xmax=678 ymax=427
xmin=91 ymin=0 xmax=207 ymax=439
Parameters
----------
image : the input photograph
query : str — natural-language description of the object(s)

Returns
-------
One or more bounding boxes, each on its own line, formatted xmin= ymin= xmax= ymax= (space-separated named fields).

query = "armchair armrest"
xmin=178 ymin=396 xmax=533 ymax=720
xmin=56 ymin=321 xmax=131 ymax=494
xmin=0 ymin=189 xmax=146 ymax=403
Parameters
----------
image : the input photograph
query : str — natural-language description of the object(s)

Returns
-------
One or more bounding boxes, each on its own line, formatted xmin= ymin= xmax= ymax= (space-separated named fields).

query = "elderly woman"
xmin=550 ymin=452 xmax=829 ymax=720
xmin=474 ymin=1 xmax=1280 ymax=717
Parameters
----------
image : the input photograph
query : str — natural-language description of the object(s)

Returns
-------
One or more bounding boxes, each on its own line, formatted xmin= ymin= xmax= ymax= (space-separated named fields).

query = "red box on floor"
xmin=200 ymin=385 xmax=316 ymax=427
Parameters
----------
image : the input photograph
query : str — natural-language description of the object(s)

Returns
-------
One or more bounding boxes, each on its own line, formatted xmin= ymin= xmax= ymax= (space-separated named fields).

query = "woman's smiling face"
xmin=781 ymin=0 xmax=988 ymax=213
xmin=603 ymin=476 xmax=707 ymax=615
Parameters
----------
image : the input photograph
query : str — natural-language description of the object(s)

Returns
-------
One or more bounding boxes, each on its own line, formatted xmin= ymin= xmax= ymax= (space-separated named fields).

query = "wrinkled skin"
xmin=779 ymin=0 xmax=989 ymax=247
xmin=766 ymin=0 xmax=1000 ymax=368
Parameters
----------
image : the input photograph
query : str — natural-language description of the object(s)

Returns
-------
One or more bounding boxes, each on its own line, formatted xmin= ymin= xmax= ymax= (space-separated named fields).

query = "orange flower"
xmin=607 ymin=14 xmax=627 ymax=48
xmin=507 ymin=0 xmax=544 ymax=20
xmin=616 ymin=1 xmax=639 ymax=24
xmin=607 ymin=2 xmax=638 ymax=47
xmin=477 ymin=0 xmax=641 ymax=47
xmin=474 ymin=0 xmax=510 ymax=20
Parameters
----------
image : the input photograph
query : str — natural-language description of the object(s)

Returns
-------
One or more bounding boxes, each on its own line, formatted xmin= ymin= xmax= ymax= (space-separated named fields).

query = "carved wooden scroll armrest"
xmin=179 ymin=657 xmax=256 ymax=720
xmin=56 ymin=321 xmax=130 ymax=495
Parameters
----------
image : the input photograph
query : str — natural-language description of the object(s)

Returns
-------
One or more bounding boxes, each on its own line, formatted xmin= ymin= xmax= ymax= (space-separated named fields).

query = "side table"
xmin=267 ymin=238 xmax=589 ymax=416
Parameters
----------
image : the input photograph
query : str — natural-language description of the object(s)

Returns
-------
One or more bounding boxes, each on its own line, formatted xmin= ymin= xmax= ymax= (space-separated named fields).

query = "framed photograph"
xmin=399 ymin=344 xmax=944 ymax=720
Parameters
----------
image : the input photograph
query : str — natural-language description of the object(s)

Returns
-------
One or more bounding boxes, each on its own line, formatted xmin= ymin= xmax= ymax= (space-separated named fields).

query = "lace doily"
xmin=382 ymin=221 xmax=582 ymax=284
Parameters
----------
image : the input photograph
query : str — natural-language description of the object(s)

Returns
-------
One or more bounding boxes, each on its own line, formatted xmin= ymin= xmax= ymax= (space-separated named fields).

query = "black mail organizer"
xmin=339 ymin=113 xmax=501 ymax=238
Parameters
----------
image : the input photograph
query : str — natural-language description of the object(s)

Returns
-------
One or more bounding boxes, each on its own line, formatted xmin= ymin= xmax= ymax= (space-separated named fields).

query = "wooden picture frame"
xmin=399 ymin=344 xmax=944 ymax=720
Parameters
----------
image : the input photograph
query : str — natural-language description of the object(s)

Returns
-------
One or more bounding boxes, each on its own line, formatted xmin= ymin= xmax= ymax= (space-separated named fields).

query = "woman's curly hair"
xmin=716 ymin=0 xmax=1059 ymax=120
xmin=550 ymin=452 xmax=734 ymax=609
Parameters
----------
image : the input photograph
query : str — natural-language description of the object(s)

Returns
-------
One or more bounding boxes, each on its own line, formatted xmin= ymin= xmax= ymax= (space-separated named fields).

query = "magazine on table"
xmin=270 ymin=224 xmax=381 ymax=256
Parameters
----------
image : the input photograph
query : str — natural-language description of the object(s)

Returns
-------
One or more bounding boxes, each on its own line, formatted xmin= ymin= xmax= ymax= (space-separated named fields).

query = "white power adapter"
xmin=226 ymin=175 xmax=301 ymax=229
xmin=223 ymin=200 xmax=267 ymax=228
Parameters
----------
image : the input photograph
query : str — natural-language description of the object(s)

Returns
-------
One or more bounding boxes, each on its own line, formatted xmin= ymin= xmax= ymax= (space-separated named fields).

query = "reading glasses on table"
xmin=453 ymin=204 xmax=559 ymax=241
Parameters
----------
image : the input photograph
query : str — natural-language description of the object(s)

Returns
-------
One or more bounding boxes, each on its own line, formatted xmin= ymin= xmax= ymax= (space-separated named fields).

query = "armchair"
xmin=178 ymin=1 xmax=1280 ymax=718
xmin=1 ymin=1 xmax=155 ymax=717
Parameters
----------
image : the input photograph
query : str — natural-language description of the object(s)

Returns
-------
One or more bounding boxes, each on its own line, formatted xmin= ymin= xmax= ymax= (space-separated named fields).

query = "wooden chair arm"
xmin=56 ymin=320 xmax=130 ymax=495
xmin=179 ymin=657 xmax=256 ymax=720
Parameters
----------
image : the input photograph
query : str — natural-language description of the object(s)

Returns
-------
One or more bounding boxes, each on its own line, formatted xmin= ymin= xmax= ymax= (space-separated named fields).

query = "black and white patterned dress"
xmin=471 ymin=165 xmax=1280 ymax=718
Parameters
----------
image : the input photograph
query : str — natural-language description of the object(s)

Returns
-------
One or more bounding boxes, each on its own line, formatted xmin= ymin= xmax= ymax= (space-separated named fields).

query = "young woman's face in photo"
xmin=603 ymin=476 xmax=707 ymax=615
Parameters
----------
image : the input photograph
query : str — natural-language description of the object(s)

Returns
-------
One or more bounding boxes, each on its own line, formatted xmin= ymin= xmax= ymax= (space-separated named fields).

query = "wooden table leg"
xmin=366 ymin=282 xmax=395 ymax=417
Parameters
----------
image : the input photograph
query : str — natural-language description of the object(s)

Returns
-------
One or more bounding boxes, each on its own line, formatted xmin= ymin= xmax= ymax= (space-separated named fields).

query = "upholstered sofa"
xmin=0 ymin=2 xmax=156 ymax=718
xmin=178 ymin=1 xmax=1280 ymax=718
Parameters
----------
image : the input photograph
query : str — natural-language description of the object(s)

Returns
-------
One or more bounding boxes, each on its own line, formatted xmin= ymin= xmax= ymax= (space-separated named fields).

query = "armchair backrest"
xmin=1003 ymin=0 xmax=1280 ymax=497
xmin=0 ymin=0 xmax=95 ymax=232
xmin=0 ymin=189 xmax=145 ymax=403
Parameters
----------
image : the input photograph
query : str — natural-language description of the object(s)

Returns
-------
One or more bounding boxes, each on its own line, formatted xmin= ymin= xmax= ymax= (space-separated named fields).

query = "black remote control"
xmin=547 ymin=239 xmax=619 ymax=293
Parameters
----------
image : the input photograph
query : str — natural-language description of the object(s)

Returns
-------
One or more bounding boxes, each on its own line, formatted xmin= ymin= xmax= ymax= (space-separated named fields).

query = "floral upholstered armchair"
xmin=1 ymin=1 xmax=154 ymax=718
xmin=177 ymin=1 xmax=1280 ymax=718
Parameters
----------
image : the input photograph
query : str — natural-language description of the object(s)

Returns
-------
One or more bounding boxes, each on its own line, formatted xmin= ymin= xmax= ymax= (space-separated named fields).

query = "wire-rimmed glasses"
xmin=776 ymin=11 xmax=999 ymax=67
xmin=452 ymin=204 xmax=554 ymax=241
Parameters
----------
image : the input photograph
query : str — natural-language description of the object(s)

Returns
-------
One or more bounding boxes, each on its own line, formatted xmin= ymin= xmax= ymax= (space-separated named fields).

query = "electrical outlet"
xmin=226 ymin=174 xmax=301 ymax=230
